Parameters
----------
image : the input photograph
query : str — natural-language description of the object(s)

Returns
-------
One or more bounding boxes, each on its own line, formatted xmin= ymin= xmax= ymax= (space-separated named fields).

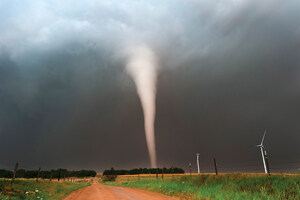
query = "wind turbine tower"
xmin=256 ymin=130 xmax=270 ymax=174
xmin=196 ymin=153 xmax=200 ymax=174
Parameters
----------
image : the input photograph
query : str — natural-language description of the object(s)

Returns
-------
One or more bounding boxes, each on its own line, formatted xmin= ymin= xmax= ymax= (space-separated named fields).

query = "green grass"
xmin=0 ymin=179 xmax=89 ymax=200
xmin=106 ymin=174 xmax=300 ymax=200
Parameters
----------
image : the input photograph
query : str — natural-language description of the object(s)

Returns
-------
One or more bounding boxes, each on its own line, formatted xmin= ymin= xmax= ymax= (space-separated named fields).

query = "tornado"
xmin=125 ymin=44 xmax=158 ymax=168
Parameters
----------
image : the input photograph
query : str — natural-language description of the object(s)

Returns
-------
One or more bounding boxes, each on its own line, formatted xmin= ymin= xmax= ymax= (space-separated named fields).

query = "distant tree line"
xmin=0 ymin=168 xmax=96 ymax=178
xmin=103 ymin=167 xmax=185 ymax=175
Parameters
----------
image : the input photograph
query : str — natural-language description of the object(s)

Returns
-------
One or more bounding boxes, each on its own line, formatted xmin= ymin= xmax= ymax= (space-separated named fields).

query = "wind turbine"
xmin=256 ymin=130 xmax=270 ymax=174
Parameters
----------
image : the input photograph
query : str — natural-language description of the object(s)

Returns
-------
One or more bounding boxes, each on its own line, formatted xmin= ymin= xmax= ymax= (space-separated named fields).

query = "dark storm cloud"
xmin=0 ymin=0 xmax=300 ymax=172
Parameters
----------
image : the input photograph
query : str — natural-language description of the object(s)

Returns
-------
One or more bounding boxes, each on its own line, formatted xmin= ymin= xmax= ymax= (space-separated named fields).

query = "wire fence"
xmin=105 ymin=153 xmax=300 ymax=184
xmin=112 ymin=171 xmax=300 ymax=184
xmin=1 ymin=152 xmax=299 ymax=182
xmin=0 ymin=162 xmax=93 ymax=183
xmin=114 ymin=174 xmax=187 ymax=183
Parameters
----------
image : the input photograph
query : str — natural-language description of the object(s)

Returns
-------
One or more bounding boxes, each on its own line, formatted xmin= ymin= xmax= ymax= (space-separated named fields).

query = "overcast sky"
xmin=0 ymin=0 xmax=300 ymax=173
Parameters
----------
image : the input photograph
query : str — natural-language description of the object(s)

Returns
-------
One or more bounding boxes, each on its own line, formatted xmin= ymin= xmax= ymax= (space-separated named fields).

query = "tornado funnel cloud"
xmin=125 ymin=45 xmax=157 ymax=168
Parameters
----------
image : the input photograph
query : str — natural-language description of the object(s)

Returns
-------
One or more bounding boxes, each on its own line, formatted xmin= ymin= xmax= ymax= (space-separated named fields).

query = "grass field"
xmin=0 ymin=179 xmax=90 ymax=200
xmin=105 ymin=173 xmax=300 ymax=200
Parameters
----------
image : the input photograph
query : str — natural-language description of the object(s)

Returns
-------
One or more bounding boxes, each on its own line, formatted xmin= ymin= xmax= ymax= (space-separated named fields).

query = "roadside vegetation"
xmin=103 ymin=167 xmax=184 ymax=175
xmin=0 ymin=169 xmax=96 ymax=179
xmin=105 ymin=173 xmax=300 ymax=200
xmin=0 ymin=179 xmax=89 ymax=200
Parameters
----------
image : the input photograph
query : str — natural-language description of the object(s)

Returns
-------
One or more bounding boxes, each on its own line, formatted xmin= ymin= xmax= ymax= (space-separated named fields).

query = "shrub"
xmin=103 ymin=167 xmax=185 ymax=175
xmin=0 ymin=168 xmax=97 ymax=179
xmin=0 ymin=170 xmax=13 ymax=178
xmin=102 ymin=175 xmax=118 ymax=182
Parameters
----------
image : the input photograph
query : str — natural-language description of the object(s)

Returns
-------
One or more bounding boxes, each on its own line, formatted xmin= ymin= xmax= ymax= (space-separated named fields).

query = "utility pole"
xmin=196 ymin=153 xmax=200 ymax=174
xmin=214 ymin=158 xmax=218 ymax=175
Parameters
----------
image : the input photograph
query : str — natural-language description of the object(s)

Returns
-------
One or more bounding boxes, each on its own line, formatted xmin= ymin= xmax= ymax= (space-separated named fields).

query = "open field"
xmin=0 ymin=178 xmax=90 ymax=200
xmin=104 ymin=173 xmax=300 ymax=200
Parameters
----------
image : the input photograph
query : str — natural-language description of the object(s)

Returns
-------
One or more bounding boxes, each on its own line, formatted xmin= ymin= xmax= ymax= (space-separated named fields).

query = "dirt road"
xmin=63 ymin=179 xmax=177 ymax=200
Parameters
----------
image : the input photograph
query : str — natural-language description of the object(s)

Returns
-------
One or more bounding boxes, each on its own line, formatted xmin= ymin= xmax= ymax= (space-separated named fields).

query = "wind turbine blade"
xmin=261 ymin=130 xmax=266 ymax=145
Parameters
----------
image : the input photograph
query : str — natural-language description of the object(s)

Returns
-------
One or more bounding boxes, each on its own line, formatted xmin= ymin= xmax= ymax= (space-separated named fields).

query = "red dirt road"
xmin=63 ymin=179 xmax=177 ymax=200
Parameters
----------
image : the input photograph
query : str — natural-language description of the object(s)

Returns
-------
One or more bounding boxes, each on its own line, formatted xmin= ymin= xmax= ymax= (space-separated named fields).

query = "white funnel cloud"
xmin=125 ymin=44 xmax=158 ymax=168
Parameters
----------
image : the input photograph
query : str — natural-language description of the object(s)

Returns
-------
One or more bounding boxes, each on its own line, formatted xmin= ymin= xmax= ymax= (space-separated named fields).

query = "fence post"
xmin=50 ymin=171 xmax=53 ymax=181
xmin=189 ymin=163 xmax=192 ymax=177
xmin=214 ymin=158 xmax=218 ymax=175
xmin=36 ymin=167 xmax=41 ymax=182
xmin=12 ymin=162 xmax=19 ymax=182
xmin=162 ymin=170 xmax=164 ymax=180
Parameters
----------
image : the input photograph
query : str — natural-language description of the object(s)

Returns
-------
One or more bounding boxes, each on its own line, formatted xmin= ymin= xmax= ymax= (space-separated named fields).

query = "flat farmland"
xmin=104 ymin=173 xmax=300 ymax=200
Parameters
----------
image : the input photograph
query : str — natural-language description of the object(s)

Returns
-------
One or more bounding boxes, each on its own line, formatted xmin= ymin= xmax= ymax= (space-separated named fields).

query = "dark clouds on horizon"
xmin=0 ymin=0 xmax=300 ymax=172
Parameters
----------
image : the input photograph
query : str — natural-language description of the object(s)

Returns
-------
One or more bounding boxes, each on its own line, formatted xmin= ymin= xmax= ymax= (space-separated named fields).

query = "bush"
xmin=0 ymin=168 xmax=97 ymax=179
xmin=102 ymin=175 xmax=118 ymax=182
xmin=0 ymin=170 xmax=13 ymax=178
xmin=103 ymin=167 xmax=185 ymax=175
